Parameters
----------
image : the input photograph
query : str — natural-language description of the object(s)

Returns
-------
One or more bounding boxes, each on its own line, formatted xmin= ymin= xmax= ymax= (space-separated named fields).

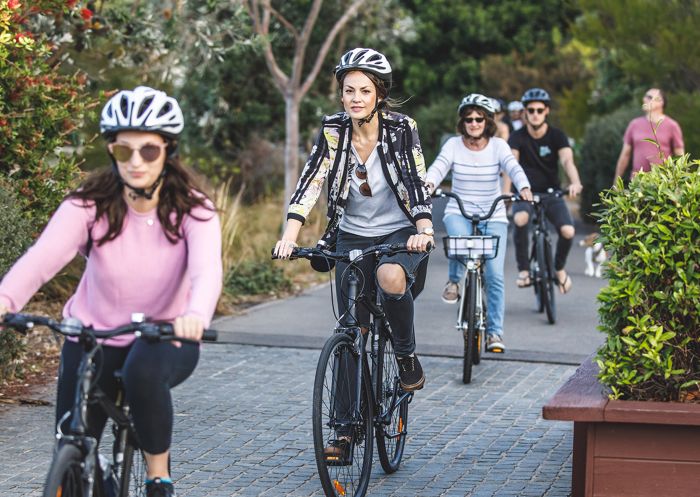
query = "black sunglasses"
xmin=110 ymin=143 xmax=166 ymax=162
xmin=526 ymin=107 xmax=546 ymax=115
xmin=355 ymin=163 xmax=372 ymax=196
xmin=464 ymin=117 xmax=485 ymax=124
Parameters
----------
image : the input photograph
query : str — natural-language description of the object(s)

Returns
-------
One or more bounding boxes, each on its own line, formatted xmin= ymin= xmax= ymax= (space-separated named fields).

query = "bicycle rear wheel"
xmin=462 ymin=271 xmax=478 ymax=384
xmin=313 ymin=332 xmax=373 ymax=497
xmin=43 ymin=444 xmax=90 ymax=497
xmin=375 ymin=326 xmax=408 ymax=474
xmin=542 ymin=237 xmax=557 ymax=324
xmin=531 ymin=239 xmax=544 ymax=313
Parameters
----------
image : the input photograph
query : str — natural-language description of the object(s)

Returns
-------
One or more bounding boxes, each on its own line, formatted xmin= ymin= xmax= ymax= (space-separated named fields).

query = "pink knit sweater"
xmin=0 ymin=198 xmax=223 ymax=346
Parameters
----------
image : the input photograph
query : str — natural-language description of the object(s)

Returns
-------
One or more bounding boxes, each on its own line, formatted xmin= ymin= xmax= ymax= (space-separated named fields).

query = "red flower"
xmin=7 ymin=0 xmax=21 ymax=10
xmin=80 ymin=8 xmax=93 ymax=21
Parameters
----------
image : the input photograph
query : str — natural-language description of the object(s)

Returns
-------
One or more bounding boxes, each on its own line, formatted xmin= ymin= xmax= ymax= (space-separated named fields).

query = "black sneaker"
xmin=396 ymin=354 xmax=425 ymax=391
xmin=146 ymin=478 xmax=176 ymax=497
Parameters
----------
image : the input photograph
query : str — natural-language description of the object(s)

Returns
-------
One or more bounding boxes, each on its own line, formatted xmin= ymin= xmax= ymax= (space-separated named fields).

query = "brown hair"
xmin=68 ymin=148 xmax=214 ymax=246
xmin=457 ymin=107 xmax=497 ymax=139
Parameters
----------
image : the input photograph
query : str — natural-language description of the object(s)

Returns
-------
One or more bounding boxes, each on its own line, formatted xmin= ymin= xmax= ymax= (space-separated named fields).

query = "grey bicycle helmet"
xmin=334 ymin=48 xmax=392 ymax=88
xmin=100 ymin=86 xmax=184 ymax=139
xmin=458 ymin=93 xmax=497 ymax=116
xmin=521 ymin=88 xmax=551 ymax=105
xmin=507 ymin=100 xmax=524 ymax=112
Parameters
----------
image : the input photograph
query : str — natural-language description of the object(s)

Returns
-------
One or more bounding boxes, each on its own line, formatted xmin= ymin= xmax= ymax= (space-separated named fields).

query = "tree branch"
xmin=244 ymin=0 xmax=289 ymax=92
xmin=291 ymin=0 xmax=323 ymax=87
xmin=268 ymin=5 xmax=298 ymax=40
xmin=299 ymin=0 xmax=368 ymax=97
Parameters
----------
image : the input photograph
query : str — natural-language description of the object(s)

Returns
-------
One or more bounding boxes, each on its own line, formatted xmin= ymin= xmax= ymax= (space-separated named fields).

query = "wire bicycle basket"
xmin=442 ymin=235 xmax=500 ymax=260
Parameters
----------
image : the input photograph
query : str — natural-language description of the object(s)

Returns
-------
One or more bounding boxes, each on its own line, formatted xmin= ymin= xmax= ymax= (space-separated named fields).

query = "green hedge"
xmin=596 ymin=156 xmax=700 ymax=401
xmin=0 ymin=184 xmax=34 ymax=382
xmin=578 ymin=104 xmax=640 ymax=221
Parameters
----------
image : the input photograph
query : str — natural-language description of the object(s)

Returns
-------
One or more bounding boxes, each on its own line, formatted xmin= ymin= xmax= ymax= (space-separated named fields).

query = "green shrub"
xmin=225 ymin=261 xmax=291 ymax=296
xmin=665 ymin=90 xmax=700 ymax=159
xmin=596 ymin=156 xmax=700 ymax=401
xmin=0 ymin=184 xmax=34 ymax=383
xmin=579 ymin=104 xmax=640 ymax=221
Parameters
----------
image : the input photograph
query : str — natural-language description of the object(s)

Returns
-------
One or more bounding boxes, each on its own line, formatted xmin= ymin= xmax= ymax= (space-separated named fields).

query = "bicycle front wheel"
xmin=462 ymin=271 xmax=478 ymax=384
xmin=375 ymin=326 xmax=408 ymax=474
xmin=542 ymin=237 xmax=557 ymax=324
xmin=313 ymin=332 xmax=373 ymax=497
xmin=117 ymin=433 xmax=147 ymax=497
xmin=43 ymin=444 xmax=90 ymax=497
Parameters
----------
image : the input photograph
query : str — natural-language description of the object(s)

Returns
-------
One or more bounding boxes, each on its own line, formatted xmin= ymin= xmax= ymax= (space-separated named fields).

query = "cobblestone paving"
xmin=0 ymin=344 xmax=574 ymax=497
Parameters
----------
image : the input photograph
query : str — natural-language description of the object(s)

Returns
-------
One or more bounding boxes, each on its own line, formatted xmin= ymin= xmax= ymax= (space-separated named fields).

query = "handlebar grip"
xmin=202 ymin=328 xmax=218 ymax=342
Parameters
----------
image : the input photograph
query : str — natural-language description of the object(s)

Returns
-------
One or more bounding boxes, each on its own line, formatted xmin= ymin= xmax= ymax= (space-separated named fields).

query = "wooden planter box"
xmin=542 ymin=357 xmax=700 ymax=497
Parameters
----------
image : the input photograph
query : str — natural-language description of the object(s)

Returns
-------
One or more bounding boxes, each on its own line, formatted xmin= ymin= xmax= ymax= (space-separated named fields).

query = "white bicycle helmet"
xmin=521 ymin=88 xmax=551 ymax=105
xmin=458 ymin=93 xmax=497 ymax=116
xmin=507 ymin=100 xmax=524 ymax=112
xmin=334 ymin=48 xmax=392 ymax=87
xmin=490 ymin=98 xmax=503 ymax=113
xmin=100 ymin=86 xmax=184 ymax=139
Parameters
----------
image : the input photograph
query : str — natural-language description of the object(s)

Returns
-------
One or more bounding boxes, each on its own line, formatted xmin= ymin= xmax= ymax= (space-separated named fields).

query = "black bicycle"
xmin=432 ymin=190 xmax=513 ymax=383
xmin=277 ymin=243 xmax=426 ymax=497
xmin=1 ymin=312 xmax=217 ymax=497
xmin=527 ymin=189 xmax=563 ymax=325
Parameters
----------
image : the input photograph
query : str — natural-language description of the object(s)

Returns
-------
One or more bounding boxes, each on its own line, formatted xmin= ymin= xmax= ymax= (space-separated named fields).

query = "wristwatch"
xmin=419 ymin=227 xmax=435 ymax=237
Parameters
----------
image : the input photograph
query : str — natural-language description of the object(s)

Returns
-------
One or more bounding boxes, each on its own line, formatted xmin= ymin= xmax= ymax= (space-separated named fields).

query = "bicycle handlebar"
xmin=272 ymin=241 xmax=432 ymax=264
xmin=432 ymin=189 xmax=515 ymax=223
xmin=1 ymin=313 xmax=218 ymax=343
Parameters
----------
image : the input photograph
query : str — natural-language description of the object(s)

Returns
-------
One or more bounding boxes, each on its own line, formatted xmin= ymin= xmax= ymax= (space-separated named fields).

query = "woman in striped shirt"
xmin=425 ymin=93 xmax=532 ymax=353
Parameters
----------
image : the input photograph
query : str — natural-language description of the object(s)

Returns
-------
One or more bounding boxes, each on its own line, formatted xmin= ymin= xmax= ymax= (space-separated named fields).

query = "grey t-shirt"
xmin=340 ymin=144 xmax=413 ymax=237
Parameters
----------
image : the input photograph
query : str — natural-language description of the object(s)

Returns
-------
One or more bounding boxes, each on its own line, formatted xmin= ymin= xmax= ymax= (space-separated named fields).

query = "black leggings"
xmin=512 ymin=196 xmax=574 ymax=272
xmin=56 ymin=339 xmax=199 ymax=454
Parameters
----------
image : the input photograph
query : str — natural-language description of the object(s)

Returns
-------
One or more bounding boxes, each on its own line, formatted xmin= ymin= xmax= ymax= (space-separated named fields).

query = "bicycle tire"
xmin=375 ymin=326 xmax=408 ymax=474
xmin=543 ymin=237 xmax=557 ymax=324
xmin=472 ymin=271 xmax=485 ymax=366
xmin=43 ymin=444 xmax=89 ymax=497
xmin=462 ymin=271 xmax=478 ymax=384
xmin=531 ymin=237 xmax=544 ymax=313
xmin=535 ymin=232 xmax=554 ymax=324
xmin=117 ymin=433 xmax=147 ymax=497
xmin=313 ymin=333 xmax=373 ymax=497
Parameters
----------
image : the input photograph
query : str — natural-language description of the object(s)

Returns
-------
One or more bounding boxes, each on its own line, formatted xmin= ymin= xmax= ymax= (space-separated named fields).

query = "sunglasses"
xmin=355 ymin=163 xmax=372 ymax=196
xmin=464 ymin=117 xmax=485 ymax=124
xmin=526 ymin=107 xmax=546 ymax=115
xmin=110 ymin=143 xmax=166 ymax=163
xmin=643 ymin=94 xmax=661 ymax=101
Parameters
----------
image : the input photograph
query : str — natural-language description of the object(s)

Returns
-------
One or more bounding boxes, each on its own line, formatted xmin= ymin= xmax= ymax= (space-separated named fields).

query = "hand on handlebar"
xmin=273 ymin=239 xmax=298 ymax=259
xmin=172 ymin=314 xmax=205 ymax=347
xmin=519 ymin=187 xmax=533 ymax=202
xmin=406 ymin=233 xmax=433 ymax=253
xmin=0 ymin=303 xmax=8 ymax=320
xmin=568 ymin=183 xmax=583 ymax=198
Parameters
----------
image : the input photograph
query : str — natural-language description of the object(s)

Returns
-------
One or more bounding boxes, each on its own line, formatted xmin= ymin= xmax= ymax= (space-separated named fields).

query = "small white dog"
xmin=579 ymin=233 xmax=607 ymax=278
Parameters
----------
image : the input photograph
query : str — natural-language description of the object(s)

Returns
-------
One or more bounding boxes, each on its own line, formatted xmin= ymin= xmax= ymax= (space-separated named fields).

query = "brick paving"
xmin=0 ymin=344 xmax=574 ymax=496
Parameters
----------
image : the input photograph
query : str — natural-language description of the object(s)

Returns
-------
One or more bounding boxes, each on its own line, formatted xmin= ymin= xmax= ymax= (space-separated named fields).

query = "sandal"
xmin=516 ymin=271 xmax=532 ymax=288
xmin=557 ymin=273 xmax=573 ymax=294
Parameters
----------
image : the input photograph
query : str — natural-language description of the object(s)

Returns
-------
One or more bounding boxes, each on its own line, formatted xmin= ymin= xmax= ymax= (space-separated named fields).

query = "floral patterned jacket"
xmin=287 ymin=110 xmax=432 ymax=245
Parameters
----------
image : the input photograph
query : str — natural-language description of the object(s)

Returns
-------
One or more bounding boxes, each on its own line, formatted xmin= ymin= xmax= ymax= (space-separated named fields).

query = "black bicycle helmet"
xmin=521 ymin=88 xmax=551 ymax=105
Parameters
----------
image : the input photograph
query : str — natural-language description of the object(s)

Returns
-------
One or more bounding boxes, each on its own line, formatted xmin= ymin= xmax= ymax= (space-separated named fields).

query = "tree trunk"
xmin=283 ymin=92 xmax=300 ymax=230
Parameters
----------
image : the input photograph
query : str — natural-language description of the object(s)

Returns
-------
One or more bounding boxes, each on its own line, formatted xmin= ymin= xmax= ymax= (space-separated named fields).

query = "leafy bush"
xmin=665 ymin=90 xmax=700 ymax=159
xmin=0 ymin=184 xmax=34 ymax=383
xmin=0 ymin=0 xmax=93 ymax=230
xmin=225 ymin=261 xmax=291 ymax=296
xmin=596 ymin=156 xmax=700 ymax=401
xmin=578 ymin=104 xmax=640 ymax=221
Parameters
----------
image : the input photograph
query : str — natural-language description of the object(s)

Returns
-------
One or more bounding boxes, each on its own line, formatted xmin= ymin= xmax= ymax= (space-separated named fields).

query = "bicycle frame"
xmin=337 ymin=266 xmax=412 ymax=434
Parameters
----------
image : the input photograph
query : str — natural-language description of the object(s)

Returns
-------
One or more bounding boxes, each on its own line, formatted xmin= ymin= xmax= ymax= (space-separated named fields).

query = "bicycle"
xmin=526 ymin=189 xmax=564 ymax=325
xmin=275 ymin=243 xmax=427 ymax=497
xmin=432 ymin=189 xmax=514 ymax=384
xmin=1 ymin=312 xmax=217 ymax=497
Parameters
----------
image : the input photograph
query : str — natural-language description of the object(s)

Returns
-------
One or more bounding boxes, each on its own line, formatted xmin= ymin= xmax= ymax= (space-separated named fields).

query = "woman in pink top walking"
xmin=0 ymin=87 xmax=222 ymax=497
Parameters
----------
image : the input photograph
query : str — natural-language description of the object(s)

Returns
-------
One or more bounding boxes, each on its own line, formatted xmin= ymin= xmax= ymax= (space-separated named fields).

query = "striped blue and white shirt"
xmin=426 ymin=136 xmax=530 ymax=223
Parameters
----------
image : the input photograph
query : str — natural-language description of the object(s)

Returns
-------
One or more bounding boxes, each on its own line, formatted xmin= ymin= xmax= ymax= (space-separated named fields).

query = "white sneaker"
xmin=486 ymin=334 xmax=505 ymax=353
xmin=441 ymin=281 xmax=460 ymax=304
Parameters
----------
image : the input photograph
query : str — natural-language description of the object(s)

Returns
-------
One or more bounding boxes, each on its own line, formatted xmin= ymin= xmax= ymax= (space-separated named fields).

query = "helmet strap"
xmin=357 ymin=97 xmax=381 ymax=127
xmin=111 ymin=161 xmax=167 ymax=201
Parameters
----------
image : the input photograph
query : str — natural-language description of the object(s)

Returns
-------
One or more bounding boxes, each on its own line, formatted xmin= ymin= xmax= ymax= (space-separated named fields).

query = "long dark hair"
xmin=68 ymin=152 xmax=214 ymax=246
xmin=457 ymin=107 xmax=497 ymax=139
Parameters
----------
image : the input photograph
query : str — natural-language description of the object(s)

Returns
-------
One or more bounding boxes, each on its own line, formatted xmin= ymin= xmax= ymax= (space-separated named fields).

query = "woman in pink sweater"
xmin=0 ymin=87 xmax=222 ymax=497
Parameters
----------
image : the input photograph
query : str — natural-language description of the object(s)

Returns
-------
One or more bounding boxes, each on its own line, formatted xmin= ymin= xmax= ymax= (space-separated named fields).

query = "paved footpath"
xmin=0 ymin=343 xmax=575 ymax=497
